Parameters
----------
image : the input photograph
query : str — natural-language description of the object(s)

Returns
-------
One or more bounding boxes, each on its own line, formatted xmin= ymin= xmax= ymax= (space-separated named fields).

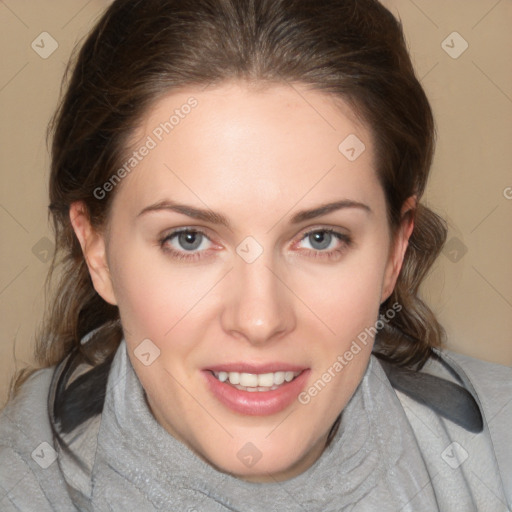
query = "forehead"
xmin=110 ymin=81 xmax=382 ymax=221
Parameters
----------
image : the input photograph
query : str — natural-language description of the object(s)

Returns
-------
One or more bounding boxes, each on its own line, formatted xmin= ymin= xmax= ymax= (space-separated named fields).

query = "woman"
xmin=0 ymin=0 xmax=510 ymax=510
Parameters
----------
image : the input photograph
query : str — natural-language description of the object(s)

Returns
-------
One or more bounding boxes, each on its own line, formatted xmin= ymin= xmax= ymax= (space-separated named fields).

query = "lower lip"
xmin=203 ymin=370 xmax=310 ymax=416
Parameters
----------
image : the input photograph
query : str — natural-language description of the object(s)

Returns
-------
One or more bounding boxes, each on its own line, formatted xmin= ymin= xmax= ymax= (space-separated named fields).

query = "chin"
xmin=199 ymin=428 xmax=322 ymax=483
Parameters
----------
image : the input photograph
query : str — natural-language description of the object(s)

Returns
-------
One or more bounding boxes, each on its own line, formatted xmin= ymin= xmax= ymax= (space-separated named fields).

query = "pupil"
xmin=179 ymin=231 xmax=202 ymax=250
xmin=310 ymin=231 xmax=331 ymax=250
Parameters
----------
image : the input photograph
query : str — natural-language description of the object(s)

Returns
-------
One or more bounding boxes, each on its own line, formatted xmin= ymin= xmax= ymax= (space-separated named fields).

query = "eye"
xmin=301 ymin=231 xmax=336 ymax=251
xmin=159 ymin=228 xmax=213 ymax=261
xmin=296 ymin=228 xmax=352 ymax=259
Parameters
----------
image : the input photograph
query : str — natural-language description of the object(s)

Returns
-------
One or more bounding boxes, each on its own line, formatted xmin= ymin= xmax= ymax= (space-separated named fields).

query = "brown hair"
xmin=10 ymin=0 xmax=446 ymax=415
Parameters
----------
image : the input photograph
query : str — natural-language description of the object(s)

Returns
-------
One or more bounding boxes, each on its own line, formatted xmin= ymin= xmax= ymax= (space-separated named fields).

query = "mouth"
xmin=202 ymin=365 xmax=310 ymax=416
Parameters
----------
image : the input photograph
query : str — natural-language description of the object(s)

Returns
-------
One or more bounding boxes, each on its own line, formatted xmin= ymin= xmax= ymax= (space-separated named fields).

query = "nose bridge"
xmin=221 ymin=252 xmax=295 ymax=344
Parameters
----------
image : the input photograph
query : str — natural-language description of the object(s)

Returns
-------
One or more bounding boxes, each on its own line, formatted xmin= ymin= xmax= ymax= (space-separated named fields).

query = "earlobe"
xmin=380 ymin=196 xmax=417 ymax=303
xmin=69 ymin=201 xmax=118 ymax=306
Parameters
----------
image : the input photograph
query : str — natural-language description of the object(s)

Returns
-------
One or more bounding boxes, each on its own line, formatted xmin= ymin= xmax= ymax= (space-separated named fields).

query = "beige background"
xmin=1 ymin=0 xmax=511 ymax=406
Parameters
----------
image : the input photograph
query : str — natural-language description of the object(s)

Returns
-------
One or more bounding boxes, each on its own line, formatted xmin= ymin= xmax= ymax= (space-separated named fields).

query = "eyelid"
xmin=160 ymin=226 xmax=213 ymax=241
xmin=159 ymin=226 xmax=216 ymax=251
xmin=293 ymin=224 xmax=351 ymax=242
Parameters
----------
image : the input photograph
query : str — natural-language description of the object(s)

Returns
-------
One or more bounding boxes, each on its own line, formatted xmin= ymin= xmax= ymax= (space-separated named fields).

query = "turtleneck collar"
xmin=82 ymin=339 xmax=438 ymax=511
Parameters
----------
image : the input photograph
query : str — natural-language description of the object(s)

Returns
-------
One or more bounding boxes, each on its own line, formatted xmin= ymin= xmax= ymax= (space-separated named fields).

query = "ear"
xmin=380 ymin=195 xmax=417 ymax=303
xmin=69 ymin=201 xmax=117 ymax=305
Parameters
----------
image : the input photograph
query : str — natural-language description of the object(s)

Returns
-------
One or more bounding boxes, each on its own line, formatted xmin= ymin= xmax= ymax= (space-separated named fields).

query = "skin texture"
xmin=70 ymin=81 xmax=415 ymax=482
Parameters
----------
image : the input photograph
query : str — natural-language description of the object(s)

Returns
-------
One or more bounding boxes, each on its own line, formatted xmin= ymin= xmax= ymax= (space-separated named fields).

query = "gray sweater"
xmin=1 ymin=340 xmax=511 ymax=511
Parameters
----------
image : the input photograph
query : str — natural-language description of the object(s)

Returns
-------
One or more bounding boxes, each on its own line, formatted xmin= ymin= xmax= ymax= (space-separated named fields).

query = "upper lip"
xmin=205 ymin=363 xmax=308 ymax=373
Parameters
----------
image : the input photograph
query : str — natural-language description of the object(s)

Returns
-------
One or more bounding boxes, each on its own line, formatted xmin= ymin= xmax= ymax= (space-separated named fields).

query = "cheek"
xmin=314 ymin=281 xmax=382 ymax=361
xmin=295 ymin=247 xmax=388 ymax=337
xmin=109 ymin=243 xmax=220 ymax=342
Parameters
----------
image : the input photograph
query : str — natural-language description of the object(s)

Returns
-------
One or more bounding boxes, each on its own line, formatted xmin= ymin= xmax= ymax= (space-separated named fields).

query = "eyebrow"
xmin=137 ymin=199 xmax=371 ymax=227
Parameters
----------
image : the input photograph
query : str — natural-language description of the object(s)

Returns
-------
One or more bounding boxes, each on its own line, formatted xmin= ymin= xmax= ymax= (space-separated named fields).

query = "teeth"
xmin=212 ymin=370 xmax=301 ymax=389
xmin=285 ymin=371 xmax=295 ymax=382
xmin=274 ymin=372 xmax=285 ymax=385
xmin=239 ymin=373 xmax=258 ymax=387
xmin=257 ymin=373 xmax=275 ymax=387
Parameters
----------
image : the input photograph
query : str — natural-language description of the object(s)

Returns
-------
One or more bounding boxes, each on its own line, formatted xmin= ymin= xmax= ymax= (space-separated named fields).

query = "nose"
xmin=220 ymin=255 xmax=296 ymax=346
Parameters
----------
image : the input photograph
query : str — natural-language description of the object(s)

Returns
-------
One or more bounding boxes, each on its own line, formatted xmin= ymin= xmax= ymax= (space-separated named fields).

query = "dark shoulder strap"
xmin=50 ymin=349 xmax=112 ymax=434
xmin=48 ymin=352 xmax=104 ymax=507
xmin=377 ymin=354 xmax=483 ymax=433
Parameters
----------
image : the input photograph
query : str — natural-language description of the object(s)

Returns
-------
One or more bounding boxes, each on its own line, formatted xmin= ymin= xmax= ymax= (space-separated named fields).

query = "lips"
xmin=202 ymin=363 xmax=310 ymax=415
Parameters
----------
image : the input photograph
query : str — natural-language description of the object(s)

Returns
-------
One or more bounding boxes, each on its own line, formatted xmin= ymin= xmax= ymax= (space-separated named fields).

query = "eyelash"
xmin=158 ymin=227 xmax=352 ymax=262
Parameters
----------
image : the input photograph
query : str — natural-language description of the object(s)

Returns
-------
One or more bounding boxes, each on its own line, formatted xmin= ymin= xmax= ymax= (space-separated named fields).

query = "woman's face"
xmin=72 ymin=81 xmax=412 ymax=482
